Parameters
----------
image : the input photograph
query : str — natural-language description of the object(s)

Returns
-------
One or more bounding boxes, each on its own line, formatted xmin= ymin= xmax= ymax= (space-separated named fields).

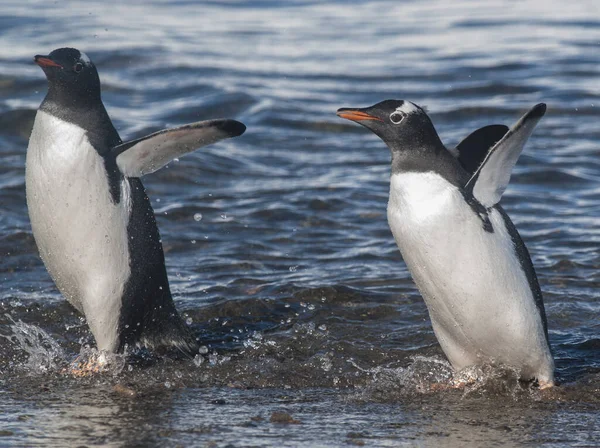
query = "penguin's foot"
xmin=449 ymin=379 xmax=476 ymax=389
xmin=449 ymin=368 xmax=480 ymax=389
xmin=417 ymin=367 xmax=480 ymax=392
xmin=427 ymin=382 xmax=454 ymax=392
xmin=428 ymin=378 xmax=477 ymax=391
xmin=538 ymin=379 xmax=554 ymax=390
xmin=65 ymin=351 xmax=109 ymax=377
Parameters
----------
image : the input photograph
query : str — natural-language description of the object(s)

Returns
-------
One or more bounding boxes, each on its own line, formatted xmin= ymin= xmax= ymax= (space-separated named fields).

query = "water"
xmin=1 ymin=0 xmax=600 ymax=446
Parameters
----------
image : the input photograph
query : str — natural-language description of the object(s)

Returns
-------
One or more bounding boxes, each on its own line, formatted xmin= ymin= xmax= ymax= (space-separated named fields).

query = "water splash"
xmin=351 ymin=355 xmax=529 ymax=399
xmin=454 ymin=363 xmax=525 ymax=398
xmin=350 ymin=356 xmax=454 ymax=397
xmin=67 ymin=345 xmax=127 ymax=377
xmin=1 ymin=314 xmax=65 ymax=374
xmin=1 ymin=314 xmax=128 ymax=377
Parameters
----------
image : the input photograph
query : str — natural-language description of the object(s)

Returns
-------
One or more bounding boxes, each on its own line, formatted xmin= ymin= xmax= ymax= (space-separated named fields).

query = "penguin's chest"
xmin=386 ymin=172 xmax=542 ymax=366
xmin=26 ymin=111 xmax=131 ymax=312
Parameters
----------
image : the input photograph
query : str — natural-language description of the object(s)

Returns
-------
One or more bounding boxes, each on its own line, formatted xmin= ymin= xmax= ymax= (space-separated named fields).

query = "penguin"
xmin=337 ymin=100 xmax=554 ymax=388
xmin=26 ymin=48 xmax=246 ymax=357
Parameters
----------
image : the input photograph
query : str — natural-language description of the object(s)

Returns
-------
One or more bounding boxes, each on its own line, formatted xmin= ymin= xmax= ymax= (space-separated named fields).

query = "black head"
xmin=337 ymin=100 xmax=466 ymax=182
xmin=34 ymin=47 xmax=101 ymax=107
xmin=336 ymin=100 xmax=444 ymax=152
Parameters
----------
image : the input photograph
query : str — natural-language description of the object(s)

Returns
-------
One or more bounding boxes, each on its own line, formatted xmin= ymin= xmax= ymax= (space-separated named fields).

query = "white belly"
xmin=387 ymin=172 xmax=553 ymax=381
xmin=25 ymin=111 xmax=131 ymax=351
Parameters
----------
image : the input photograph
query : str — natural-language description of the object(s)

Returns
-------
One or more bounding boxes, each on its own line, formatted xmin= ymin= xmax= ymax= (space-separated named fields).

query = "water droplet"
xmin=193 ymin=213 xmax=203 ymax=222
xmin=252 ymin=331 xmax=263 ymax=341
xmin=186 ymin=317 xmax=193 ymax=325
xmin=199 ymin=345 xmax=209 ymax=355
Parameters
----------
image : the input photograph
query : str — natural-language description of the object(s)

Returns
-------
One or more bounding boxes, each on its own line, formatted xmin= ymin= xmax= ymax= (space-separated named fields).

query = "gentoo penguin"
xmin=337 ymin=100 xmax=554 ymax=387
xmin=26 ymin=48 xmax=245 ymax=357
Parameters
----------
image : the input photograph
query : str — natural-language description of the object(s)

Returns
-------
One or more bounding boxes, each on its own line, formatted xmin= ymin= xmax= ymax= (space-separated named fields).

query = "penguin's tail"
xmin=140 ymin=314 xmax=200 ymax=359
xmin=120 ymin=302 xmax=200 ymax=359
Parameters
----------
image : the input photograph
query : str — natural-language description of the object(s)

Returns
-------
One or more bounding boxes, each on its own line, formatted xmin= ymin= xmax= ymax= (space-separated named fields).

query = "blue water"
xmin=1 ymin=0 xmax=600 ymax=446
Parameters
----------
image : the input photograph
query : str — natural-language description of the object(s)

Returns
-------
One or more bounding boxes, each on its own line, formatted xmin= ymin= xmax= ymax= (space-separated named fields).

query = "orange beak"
xmin=34 ymin=55 xmax=63 ymax=69
xmin=336 ymin=109 xmax=382 ymax=122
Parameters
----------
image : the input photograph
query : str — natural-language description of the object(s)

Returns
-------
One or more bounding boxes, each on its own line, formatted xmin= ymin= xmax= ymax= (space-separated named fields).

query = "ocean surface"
xmin=1 ymin=0 xmax=599 ymax=446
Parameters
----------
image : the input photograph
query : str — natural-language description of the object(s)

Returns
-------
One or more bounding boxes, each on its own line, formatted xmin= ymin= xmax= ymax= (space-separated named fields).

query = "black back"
xmin=119 ymin=179 xmax=198 ymax=354
xmin=496 ymin=206 xmax=550 ymax=342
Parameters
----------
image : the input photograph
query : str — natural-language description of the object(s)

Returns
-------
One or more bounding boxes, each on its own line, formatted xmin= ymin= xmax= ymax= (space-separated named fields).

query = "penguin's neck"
xmin=40 ymin=93 xmax=121 ymax=153
xmin=390 ymin=141 xmax=468 ymax=188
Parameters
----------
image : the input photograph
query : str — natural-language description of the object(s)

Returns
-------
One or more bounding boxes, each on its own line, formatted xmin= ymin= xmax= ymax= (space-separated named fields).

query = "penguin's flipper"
xmin=453 ymin=124 xmax=509 ymax=175
xmin=113 ymin=119 xmax=246 ymax=177
xmin=465 ymin=103 xmax=546 ymax=208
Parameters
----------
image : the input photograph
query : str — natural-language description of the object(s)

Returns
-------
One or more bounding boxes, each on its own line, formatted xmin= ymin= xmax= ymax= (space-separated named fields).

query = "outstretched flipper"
xmin=453 ymin=124 xmax=509 ymax=175
xmin=113 ymin=119 xmax=246 ymax=177
xmin=465 ymin=104 xmax=546 ymax=208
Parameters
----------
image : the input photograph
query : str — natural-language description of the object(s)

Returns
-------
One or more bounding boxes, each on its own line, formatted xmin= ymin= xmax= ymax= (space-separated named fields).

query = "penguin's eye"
xmin=390 ymin=111 xmax=406 ymax=125
xmin=73 ymin=63 xmax=83 ymax=73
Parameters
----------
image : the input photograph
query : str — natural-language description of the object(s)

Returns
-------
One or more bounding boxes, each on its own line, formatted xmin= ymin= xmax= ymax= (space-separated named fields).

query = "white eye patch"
xmin=79 ymin=51 xmax=92 ymax=66
xmin=395 ymin=101 xmax=419 ymax=115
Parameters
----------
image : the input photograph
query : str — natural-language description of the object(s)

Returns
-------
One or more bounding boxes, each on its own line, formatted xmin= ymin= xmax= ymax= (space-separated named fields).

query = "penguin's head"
xmin=34 ymin=48 xmax=101 ymax=103
xmin=337 ymin=100 xmax=442 ymax=152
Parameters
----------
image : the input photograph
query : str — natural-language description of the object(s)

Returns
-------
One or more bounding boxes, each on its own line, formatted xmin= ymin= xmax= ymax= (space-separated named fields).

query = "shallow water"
xmin=1 ymin=0 xmax=600 ymax=446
